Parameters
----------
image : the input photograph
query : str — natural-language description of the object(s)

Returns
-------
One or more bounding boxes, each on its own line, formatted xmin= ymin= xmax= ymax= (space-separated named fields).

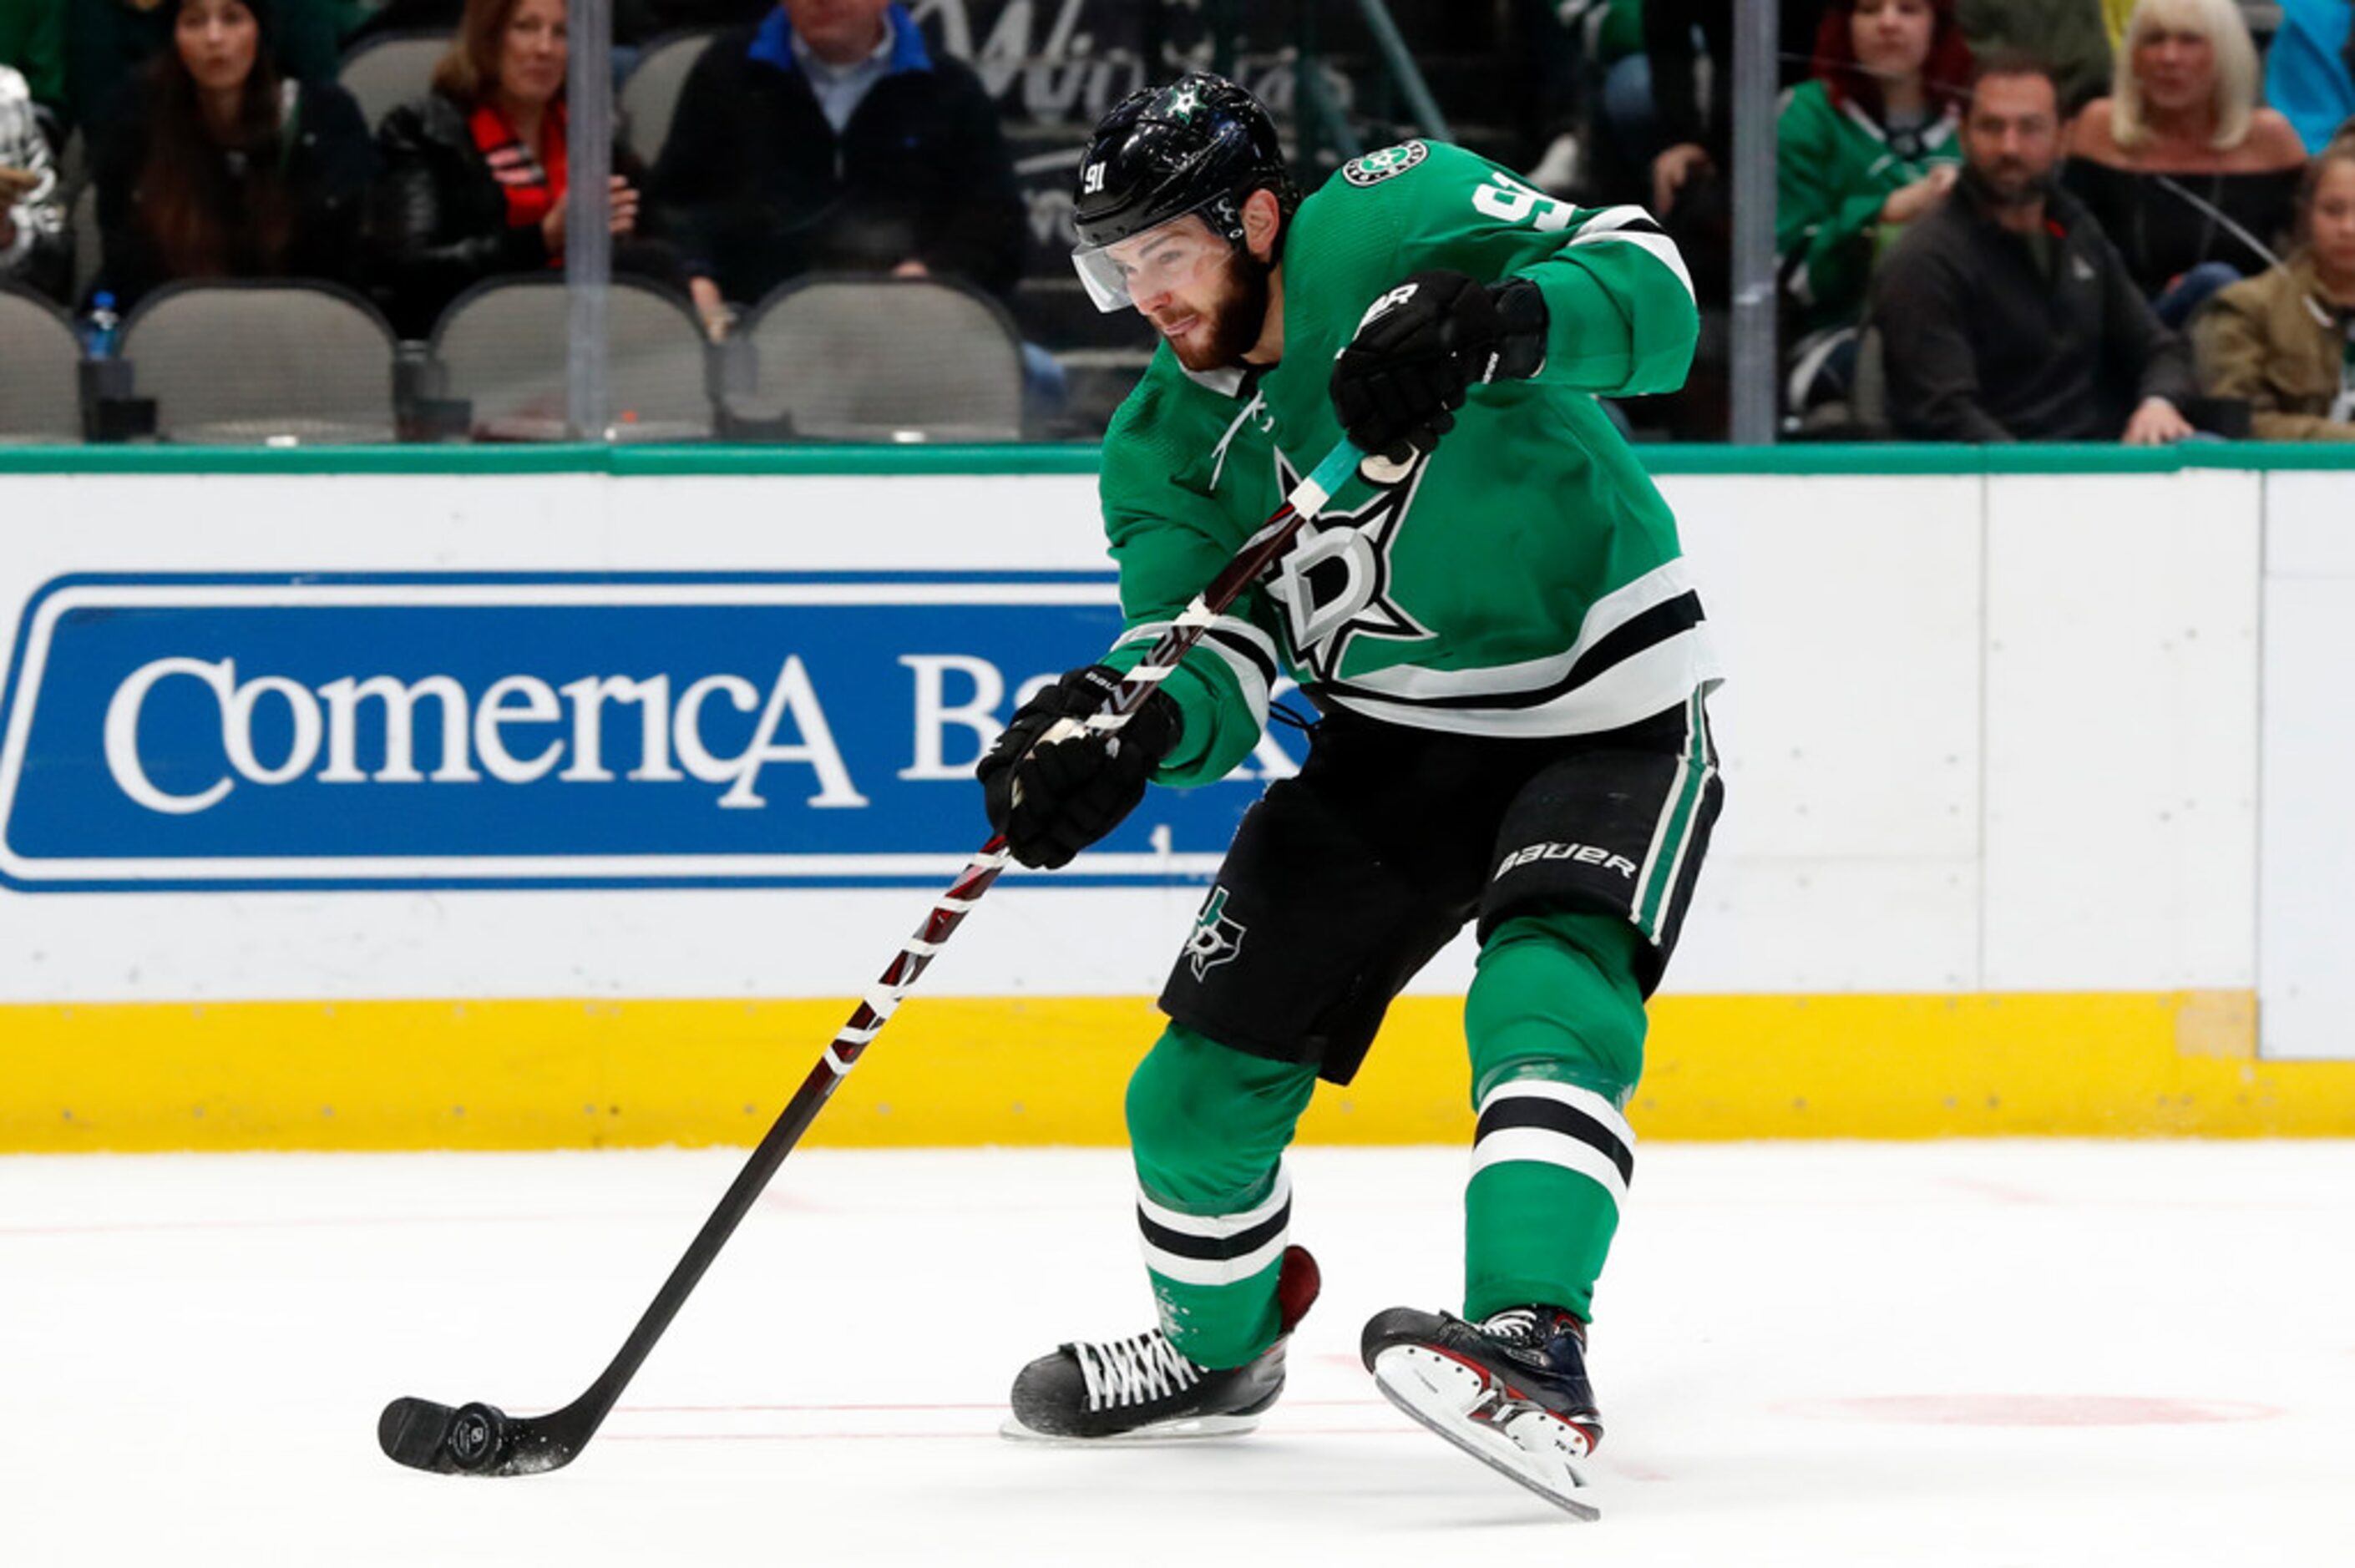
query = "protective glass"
xmin=1071 ymin=206 xmax=1234 ymax=312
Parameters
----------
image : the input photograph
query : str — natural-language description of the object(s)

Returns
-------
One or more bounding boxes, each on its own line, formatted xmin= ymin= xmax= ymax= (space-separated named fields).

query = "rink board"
xmin=1 ymin=445 xmax=2351 ymax=1148
xmin=8 ymin=988 xmax=2355 ymax=1151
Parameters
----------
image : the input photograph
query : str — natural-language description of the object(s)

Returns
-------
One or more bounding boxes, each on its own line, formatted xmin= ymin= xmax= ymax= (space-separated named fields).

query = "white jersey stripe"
xmin=1134 ymin=1169 xmax=1292 ymax=1241
xmin=1648 ymin=690 xmax=1714 ymax=932
xmin=1570 ymin=226 xmax=1697 ymax=305
xmin=1569 ymin=204 xmax=1659 ymax=236
xmin=1478 ymin=1079 xmax=1638 ymax=1154
xmin=1468 ymin=1127 xmax=1630 ymax=1206
xmin=1116 ymin=618 xmax=1274 ymax=724
xmin=1139 ymin=1229 xmax=1291 ymax=1288
xmin=1323 ymin=632 xmax=1717 ymax=738
xmin=1320 ymin=558 xmax=1704 ymax=702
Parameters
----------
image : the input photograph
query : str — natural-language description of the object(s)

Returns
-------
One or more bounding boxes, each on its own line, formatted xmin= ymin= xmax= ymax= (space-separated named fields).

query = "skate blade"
xmin=1370 ymin=1345 xmax=1600 ymax=1522
xmin=998 ymin=1411 xmax=1264 ymax=1446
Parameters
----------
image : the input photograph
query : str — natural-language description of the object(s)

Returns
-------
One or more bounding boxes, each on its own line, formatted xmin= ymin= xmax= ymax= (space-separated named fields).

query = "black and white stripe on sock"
xmin=1470 ymin=1081 xmax=1635 ymax=1208
xmin=1135 ymin=1170 xmax=1292 ymax=1287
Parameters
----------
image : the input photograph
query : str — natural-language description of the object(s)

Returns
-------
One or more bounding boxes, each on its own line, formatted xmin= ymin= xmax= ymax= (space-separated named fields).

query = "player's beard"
xmin=1167 ymin=249 xmax=1273 ymax=372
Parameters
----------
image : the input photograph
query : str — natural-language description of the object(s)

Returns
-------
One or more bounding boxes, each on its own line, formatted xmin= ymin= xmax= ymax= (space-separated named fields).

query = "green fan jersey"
xmin=1094 ymin=139 xmax=1724 ymax=788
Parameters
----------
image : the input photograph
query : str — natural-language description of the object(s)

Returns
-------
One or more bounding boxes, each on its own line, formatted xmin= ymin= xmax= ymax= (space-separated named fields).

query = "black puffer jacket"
xmin=92 ymin=76 xmax=376 ymax=311
xmin=645 ymin=14 xmax=1022 ymax=306
xmin=372 ymin=89 xmax=680 ymax=339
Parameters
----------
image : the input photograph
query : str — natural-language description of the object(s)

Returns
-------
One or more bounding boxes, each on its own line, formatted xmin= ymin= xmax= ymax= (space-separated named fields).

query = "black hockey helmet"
xmin=1070 ymin=73 xmax=1296 ymax=310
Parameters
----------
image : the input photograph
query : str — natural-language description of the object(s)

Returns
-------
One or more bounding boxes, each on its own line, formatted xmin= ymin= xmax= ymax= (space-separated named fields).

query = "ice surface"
xmin=4 ymin=1141 xmax=2350 ymax=1565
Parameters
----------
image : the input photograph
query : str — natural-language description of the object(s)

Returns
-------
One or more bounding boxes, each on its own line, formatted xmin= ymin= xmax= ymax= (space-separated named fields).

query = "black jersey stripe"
xmin=1320 ymin=592 xmax=1704 ymax=713
xmin=1562 ymin=593 xmax=1706 ymax=693
xmin=1475 ymin=1098 xmax=1636 ymax=1186
xmin=1205 ymin=625 xmax=1280 ymax=685
xmin=1135 ymin=1201 xmax=1291 ymax=1263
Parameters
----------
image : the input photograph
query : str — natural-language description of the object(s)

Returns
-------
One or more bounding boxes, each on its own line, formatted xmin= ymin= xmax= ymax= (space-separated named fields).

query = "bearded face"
xmin=1103 ymin=215 xmax=1274 ymax=372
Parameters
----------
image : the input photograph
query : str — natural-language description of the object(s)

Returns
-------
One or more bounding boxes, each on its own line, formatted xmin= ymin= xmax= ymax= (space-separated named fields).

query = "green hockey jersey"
xmin=1094 ymin=139 xmax=1722 ymax=788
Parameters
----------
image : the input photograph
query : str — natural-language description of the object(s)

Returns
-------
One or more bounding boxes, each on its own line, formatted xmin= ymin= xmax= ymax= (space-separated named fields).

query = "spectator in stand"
xmin=2266 ymin=0 xmax=2355 ymax=154
xmin=1957 ymin=0 xmax=2112 ymax=113
xmin=348 ymin=0 xmax=769 ymax=47
xmin=1778 ymin=0 xmax=1973 ymax=413
xmin=68 ymin=0 xmax=340 ymax=132
xmin=1624 ymin=0 xmax=1824 ymax=238
xmin=373 ymin=0 xmax=679 ymax=338
xmin=646 ymin=0 xmax=1022 ymax=326
xmin=2193 ymin=134 xmax=2355 ymax=440
xmin=1583 ymin=1 xmax=1821 ymax=436
xmin=1871 ymin=52 xmax=2195 ymax=443
xmin=2063 ymin=0 xmax=2308 ymax=326
xmin=91 ymin=0 xmax=375 ymax=311
xmin=0 ymin=0 xmax=64 ymax=127
xmin=1 ymin=59 xmax=65 ymax=299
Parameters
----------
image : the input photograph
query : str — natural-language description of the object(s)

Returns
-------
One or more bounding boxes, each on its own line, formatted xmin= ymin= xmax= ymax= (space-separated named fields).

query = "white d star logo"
xmin=1262 ymin=458 xmax=1433 ymax=682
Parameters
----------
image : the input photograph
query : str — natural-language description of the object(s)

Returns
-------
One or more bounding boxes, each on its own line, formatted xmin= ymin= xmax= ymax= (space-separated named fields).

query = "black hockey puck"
xmin=447 ymin=1403 xmax=511 ymax=1472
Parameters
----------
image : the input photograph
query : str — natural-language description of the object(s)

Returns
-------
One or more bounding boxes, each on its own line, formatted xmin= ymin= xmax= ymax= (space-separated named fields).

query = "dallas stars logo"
xmin=1342 ymin=139 xmax=1429 ymax=187
xmin=1184 ymin=887 xmax=1248 ymax=980
xmin=1262 ymin=454 xmax=1432 ymax=682
xmin=1165 ymin=83 xmax=1202 ymax=120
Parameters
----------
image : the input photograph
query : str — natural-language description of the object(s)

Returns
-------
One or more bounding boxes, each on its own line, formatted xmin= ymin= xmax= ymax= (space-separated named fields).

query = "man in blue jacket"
xmin=646 ymin=0 xmax=1023 ymax=312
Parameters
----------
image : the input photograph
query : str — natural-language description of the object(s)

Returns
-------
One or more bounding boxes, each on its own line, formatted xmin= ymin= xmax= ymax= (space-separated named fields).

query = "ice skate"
xmin=1361 ymin=1303 xmax=1603 ymax=1520
xmin=1001 ymin=1245 xmax=1319 ymax=1444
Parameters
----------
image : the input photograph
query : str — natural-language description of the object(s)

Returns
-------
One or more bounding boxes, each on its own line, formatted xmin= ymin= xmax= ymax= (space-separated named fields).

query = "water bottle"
xmin=84 ymin=291 xmax=120 ymax=359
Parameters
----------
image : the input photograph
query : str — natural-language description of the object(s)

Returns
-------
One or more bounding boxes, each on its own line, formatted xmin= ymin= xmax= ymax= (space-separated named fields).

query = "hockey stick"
xmin=377 ymin=437 xmax=1372 ymax=1478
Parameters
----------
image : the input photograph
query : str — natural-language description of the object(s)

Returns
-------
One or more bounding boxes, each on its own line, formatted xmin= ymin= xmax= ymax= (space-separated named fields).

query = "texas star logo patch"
xmin=1342 ymin=140 xmax=1429 ymax=186
xmin=1262 ymin=453 xmax=1434 ymax=682
xmin=1184 ymin=886 xmax=1248 ymax=979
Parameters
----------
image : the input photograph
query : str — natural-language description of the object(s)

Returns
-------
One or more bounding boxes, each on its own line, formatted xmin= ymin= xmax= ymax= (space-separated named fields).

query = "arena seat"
xmin=722 ymin=275 xmax=1026 ymax=443
xmin=119 ymin=281 xmax=400 ymax=444
xmin=0 ymin=284 xmax=84 ymax=443
xmin=428 ymin=275 xmax=716 ymax=442
xmin=338 ymin=31 xmax=451 ymax=134
xmin=619 ymin=29 xmax=720 ymax=165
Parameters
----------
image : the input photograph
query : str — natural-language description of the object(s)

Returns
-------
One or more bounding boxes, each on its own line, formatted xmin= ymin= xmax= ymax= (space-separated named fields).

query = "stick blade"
xmin=378 ymin=1397 xmax=575 ymax=1478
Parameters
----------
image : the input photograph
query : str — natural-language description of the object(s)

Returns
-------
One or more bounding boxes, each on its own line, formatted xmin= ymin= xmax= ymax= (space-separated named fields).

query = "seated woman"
xmin=2064 ymin=0 xmax=2309 ymax=326
xmin=91 ymin=0 xmax=375 ymax=312
xmin=372 ymin=0 xmax=681 ymax=340
xmin=2192 ymin=136 xmax=2355 ymax=441
xmin=1777 ymin=0 xmax=1973 ymax=416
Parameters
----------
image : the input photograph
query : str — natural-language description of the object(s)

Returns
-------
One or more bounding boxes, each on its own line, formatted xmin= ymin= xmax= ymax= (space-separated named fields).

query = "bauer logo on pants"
xmin=0 ymin=574 xmax=1307 ymax=892
xmin=1496 ymin=842 xmax=1640 ymax=881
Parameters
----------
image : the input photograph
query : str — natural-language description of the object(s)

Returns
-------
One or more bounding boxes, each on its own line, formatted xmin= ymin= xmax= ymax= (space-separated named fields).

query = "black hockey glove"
xmin=1329 ymin=271 xmax=1549 ymax=468
xmin=977 ymin=665 xmax=1183 ymax=871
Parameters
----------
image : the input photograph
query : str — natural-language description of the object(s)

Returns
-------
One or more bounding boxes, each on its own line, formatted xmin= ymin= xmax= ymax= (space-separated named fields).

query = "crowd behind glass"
xmin=1 ymin=0 xmax=2351 ymax=443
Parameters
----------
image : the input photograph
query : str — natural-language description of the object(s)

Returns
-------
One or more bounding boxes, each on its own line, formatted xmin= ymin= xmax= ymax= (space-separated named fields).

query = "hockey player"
xmin=979 ymin=73 xmax=1724 ymax=1514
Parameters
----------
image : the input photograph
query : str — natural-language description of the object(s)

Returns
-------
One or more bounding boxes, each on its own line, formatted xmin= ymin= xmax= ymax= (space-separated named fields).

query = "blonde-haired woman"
xmin=2193 ymin=135 xmax=2355 ymax=441
xmin=2065 ymin=0 xmax=2309 ymax=323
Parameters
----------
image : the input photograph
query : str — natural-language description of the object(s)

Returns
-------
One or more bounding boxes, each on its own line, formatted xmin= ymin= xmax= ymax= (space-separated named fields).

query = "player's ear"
xmin=1240 ymin=187 xmax=1282 ymax=264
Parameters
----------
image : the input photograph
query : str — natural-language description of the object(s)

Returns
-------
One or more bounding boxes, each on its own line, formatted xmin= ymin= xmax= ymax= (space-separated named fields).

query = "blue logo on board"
xmin=0 ymin=574 xmax=1302 ymax=891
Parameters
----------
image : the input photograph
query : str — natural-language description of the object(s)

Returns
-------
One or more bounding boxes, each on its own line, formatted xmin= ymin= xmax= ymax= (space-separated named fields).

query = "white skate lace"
xmin=1479 ymin=1308 xmax=1544 ymax=1346
xmin=1071 ymin=1331 xmax=1204 ymax=1411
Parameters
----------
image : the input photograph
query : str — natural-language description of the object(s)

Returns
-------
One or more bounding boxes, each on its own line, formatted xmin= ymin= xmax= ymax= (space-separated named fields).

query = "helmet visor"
xmin=1071 ymin=205 xmax=1235 ymax=313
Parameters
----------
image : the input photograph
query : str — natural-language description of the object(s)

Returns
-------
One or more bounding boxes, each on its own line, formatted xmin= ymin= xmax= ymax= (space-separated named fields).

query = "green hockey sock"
xmin=1462 ymin=912 xmax=1648 ymax=1323
xmin=1125 ymin=1022 xmax=1318 ymax=1368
